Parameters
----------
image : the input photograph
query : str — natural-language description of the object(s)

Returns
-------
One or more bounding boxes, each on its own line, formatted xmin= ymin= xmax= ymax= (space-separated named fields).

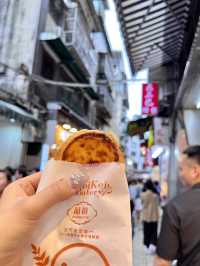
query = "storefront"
xmin=0 ymin=100 xmax=42 ymax=169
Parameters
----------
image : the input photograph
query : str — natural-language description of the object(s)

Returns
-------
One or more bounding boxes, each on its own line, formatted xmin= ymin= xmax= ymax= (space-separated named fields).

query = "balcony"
xmin=43 ymin=1 xmax=98 ymax=84
xmin=98 ymin=54 xmax=116 ymax=86
xmin=101 ymin=90 xmax=113 ymax=116
xmin=62 ymin=5 xmax=98 ymax=83
xmin=32 ymin=81 xmax=95 ymax=126
xmin=96 ymin=83 xmax=113 ymax=123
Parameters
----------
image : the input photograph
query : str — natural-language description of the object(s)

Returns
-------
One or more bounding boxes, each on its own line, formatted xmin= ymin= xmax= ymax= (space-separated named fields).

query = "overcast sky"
xmin=105 ymin=0 xmax=147 ymax=118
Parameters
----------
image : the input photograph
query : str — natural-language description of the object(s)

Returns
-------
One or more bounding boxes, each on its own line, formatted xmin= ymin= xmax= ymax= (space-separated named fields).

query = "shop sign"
xmin=142 ymin=83 xmax=158 ymax=115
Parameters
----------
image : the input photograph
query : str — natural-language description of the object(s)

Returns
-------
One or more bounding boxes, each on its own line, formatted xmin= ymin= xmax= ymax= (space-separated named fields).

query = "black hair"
xmin=183 ymin=146 xmax=200 ymax=165
xmin=32 ymin=168 xmax=40 ymax=172
xmin=143 ymin=179 xmax=157 ymax=194
xmin=3 ymin=167 xmax=14 ymax=182
xmin=0 ymin=169 xmax=11 ymax=182
xmin=16 ymin=165 xmax=27 ymax=177
xmin=17 ymin=169 xmax=27 ymax=177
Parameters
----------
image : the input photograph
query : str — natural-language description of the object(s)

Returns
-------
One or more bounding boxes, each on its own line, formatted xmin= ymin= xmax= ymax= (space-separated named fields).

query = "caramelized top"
xmin=56 ymin=130 xmax=124 ymax=164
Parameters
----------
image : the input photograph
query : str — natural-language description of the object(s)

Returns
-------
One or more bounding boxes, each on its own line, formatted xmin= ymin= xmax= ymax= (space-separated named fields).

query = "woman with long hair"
xmin=141 ymin=179 xmax=160 ymax=254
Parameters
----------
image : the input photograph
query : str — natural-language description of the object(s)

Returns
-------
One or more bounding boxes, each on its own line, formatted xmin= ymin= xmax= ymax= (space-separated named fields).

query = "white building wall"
xmin=184 ymin=110 xmax=200 ymax=145
xmin=0 ymin=0 xmax=42 ymax=98
xmin=0 ymin=120 xmax=25 ymax=168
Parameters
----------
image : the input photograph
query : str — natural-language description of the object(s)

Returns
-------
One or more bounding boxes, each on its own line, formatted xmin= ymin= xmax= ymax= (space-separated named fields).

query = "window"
xmin=41 ymin=49 xmax=56 ymax=79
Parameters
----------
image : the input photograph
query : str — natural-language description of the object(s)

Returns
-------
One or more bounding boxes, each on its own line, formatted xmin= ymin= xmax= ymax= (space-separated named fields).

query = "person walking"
xmin=134 ymin=179 xmax=143 ymax=225
xmin=155 ymin=145 xmax=200 ymax=266
xmin=141 ymin=179 xmax=160 ymax=254
xmin=135 ymin=192 xmax=143 ymax=225
xmin=129 ymin=180 xmax=137 ymax=237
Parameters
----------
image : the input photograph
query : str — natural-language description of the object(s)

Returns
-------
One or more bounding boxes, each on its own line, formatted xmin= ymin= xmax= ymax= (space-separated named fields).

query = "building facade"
xmin=0 ymin=0 xmax=129 ymax=169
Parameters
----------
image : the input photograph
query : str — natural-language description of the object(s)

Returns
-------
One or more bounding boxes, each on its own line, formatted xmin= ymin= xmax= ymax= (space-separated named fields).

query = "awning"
xmin=115 ymin=0 xmax=192 ymax=71
xmin=43 ymin=38 xmax=99 ymax=100
xmin=0 ymin=100 xmax=39 ymax=124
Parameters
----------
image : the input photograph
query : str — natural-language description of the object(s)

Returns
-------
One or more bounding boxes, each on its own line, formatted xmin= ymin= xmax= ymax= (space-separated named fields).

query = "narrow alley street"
xmin=1 ymin=0 xmax=200 ymax=265
xmin=133 ymin=226 xmax=155 ymax=266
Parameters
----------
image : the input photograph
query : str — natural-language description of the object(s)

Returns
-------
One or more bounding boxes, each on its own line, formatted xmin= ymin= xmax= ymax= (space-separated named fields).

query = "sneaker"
xmin=144 ymin=246 xmax=151 ymax=255
xmin=148 ymin=244 xmax=156 ymax=255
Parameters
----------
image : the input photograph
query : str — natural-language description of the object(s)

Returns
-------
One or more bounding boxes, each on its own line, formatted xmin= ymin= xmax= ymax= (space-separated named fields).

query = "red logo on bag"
xmin=67 ymin=202 xmax=97 ymax=225
xmin=32 ymin=243 xmax=110 ymax=266
xmin=51 ymin=243 xmax=110 ymax=266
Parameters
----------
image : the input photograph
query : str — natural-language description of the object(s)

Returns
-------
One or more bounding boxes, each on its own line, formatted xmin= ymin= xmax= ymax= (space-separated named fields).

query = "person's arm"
xmin=154 ymin=256 xmax=172 ymax=266
xmin=156 ymin=202 xmax=180 ymax=265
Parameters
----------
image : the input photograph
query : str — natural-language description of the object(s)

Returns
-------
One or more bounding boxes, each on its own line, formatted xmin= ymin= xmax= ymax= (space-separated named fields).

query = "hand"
xmin=0 ymin=172 xmax=82 ymax=266
xmin=154 ymin=256 xmax=172 ymax=266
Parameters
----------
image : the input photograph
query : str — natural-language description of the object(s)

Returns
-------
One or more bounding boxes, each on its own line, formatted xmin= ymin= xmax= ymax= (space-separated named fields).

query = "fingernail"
xmin=70 ymin=172 xmax=89 ymax=192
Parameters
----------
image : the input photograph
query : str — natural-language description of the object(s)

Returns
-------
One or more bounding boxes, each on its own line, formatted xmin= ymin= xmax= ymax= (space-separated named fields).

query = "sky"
xmin=104 ymin=0 xmax=148 ymax=118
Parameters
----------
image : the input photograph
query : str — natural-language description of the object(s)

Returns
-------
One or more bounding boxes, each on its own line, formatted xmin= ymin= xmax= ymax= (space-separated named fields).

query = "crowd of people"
xmin=129 ymin=178 xmax=162 ymax=255
xmin=0 ymin=165 xmax=40 ymax=195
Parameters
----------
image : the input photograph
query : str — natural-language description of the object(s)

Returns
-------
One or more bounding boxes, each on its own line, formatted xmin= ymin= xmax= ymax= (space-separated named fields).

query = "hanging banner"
xmin=142 ymin=83 xmax=159 ymax=115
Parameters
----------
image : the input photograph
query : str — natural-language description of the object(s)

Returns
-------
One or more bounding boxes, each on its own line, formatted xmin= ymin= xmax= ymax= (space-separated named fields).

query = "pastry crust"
xmin=55 ymin=130 xmax=124 ymax=163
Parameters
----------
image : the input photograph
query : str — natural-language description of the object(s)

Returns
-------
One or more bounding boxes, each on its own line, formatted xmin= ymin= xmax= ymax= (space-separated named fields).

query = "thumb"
xmin=25 ymin=175 xmax=87 ymax=219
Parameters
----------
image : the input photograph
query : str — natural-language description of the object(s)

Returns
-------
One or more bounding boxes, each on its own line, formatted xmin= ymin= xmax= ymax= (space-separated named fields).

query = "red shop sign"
xmin=142 ymin=83 xmax=158 ymax=115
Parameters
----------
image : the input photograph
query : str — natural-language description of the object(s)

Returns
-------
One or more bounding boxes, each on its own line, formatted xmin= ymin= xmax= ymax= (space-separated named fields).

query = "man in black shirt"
xmin=154 ymin=146 xmax=200 ymax=266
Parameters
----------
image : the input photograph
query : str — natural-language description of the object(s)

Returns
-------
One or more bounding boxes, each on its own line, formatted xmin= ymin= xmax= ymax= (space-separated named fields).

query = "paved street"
xmin=133 ymin=225 xmax=155 ymax=266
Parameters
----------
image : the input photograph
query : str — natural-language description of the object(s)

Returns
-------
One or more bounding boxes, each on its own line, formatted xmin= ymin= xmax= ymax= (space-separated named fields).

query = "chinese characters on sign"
xmin=142 ymin=83 xmax=159 ymax=115
xmin=60 ymin=227 xmax=100 ymax=240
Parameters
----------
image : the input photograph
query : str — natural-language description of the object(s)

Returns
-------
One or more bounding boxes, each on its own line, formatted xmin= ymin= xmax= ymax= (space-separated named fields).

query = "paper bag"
xmin=23 ymin=159 xmax=132 ymax=266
